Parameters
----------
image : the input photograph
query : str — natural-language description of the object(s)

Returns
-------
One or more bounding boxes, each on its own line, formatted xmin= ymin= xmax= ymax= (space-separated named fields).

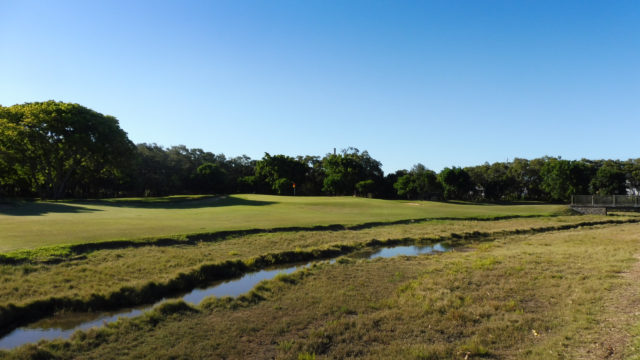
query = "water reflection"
xmin=368 ymin=243 xmax=448 ymax=259
xmin=0 ymin=242 xmax=449 ymax=349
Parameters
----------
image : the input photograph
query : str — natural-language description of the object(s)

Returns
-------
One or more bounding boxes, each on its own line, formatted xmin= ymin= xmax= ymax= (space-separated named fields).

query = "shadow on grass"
xmin=66 ymin=195 xmax=277 ymax=210
xmin=0 ymin=202 xmax=102 ymax=216
xmin=0 ymin=196 xmax=276 ymax=215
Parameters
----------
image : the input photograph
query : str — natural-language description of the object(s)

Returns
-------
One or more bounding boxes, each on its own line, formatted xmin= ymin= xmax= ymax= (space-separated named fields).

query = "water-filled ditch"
xmin=0 ymin=243 xmax=449 ymax=350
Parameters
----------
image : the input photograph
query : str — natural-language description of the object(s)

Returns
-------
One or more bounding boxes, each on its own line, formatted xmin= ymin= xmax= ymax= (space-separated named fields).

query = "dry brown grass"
xmin=6 ymin=222 xmax=640 ymax=359
xmin=0 ymin=215 xmax=609 ymax=307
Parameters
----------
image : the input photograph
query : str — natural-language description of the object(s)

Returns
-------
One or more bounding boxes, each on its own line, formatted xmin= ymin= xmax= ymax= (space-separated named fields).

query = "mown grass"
xmin=0 ymin=195 xmax=566 ymax=251
xmin=5 ymin=222 xmax=639 ymax=359
xmin=0 ymin=216 xmax=611 ymax=310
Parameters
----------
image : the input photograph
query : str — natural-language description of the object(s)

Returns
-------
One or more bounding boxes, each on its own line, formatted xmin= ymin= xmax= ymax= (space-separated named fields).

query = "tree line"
xmin=1 ymin=101 xmax=639 ymax=201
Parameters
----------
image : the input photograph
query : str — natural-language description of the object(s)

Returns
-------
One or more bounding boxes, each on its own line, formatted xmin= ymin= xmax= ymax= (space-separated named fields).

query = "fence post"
xmin=571 ymin=195 xmax=574 ymax=205
xmin=613 ymin=195 xmax=616 ymax=207
xmin=592 ymin=195 xmax=594 ymax=207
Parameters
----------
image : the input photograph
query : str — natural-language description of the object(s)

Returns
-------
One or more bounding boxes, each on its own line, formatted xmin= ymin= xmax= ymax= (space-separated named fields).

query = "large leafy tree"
xmin=322 ymin=148 xmax=383 ymax=196
xmin=380 ymin=170 xmax=407 ymax=199
xmin=0 ymin=101 xmax=134 ymax=199
xmin=195 ymin=162 xmax=227 ymax=194
xmin=507 ymin=157 xmax=546 ymax=200
xmin=540 ymin=158 xmax=594 ymax=201
xmin=589 ymin=162 xmax=627 ymax=195
xmin=466 ymin=162 xmax=516 ymax=201
xmin=394 ymin=164 xmax=443 ymax=200
xmin=255 ymin=153 xmax=308 ymax=195
xmin=438 ymin=167 xmax=473 ymax=200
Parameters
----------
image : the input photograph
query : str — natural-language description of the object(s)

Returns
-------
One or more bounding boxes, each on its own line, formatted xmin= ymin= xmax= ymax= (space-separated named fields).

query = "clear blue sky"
xmin=1 ymin=0 xmax=638 ymax=173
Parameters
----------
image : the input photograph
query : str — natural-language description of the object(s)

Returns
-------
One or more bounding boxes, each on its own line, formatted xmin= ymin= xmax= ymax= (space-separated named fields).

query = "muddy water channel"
xmin=0 ymin=243 xmax=449 ymax=350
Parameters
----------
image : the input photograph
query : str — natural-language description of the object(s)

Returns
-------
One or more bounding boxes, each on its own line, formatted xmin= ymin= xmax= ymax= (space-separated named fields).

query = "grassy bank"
xmin=0 ymin=216 xmax=636 ymax=343
xmin=0 ymin=195 xmax=566 ymax=251
xmin=4 ymin=222 xmax=639 ymax=359
xmin=0 ymin=216 xmax=612 ymax=307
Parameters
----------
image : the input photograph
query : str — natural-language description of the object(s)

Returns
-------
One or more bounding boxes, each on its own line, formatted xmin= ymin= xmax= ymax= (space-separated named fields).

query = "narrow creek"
xmin=0 ymin=243 xmax=449 ymax=350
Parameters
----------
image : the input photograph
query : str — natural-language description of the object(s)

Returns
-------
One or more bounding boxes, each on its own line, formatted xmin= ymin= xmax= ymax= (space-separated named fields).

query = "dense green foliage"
xmin=321 ymin=148 xmax=383 ymax=196
xmin=438 ymin=166 xmax=474 ymax=200
xmin=2 ymin=101 xmax=639 ymax=201
xmin=254 ymin=153 xmax=306 ymax=195
xmin=394 ymin=164 xmax=442 ymax=200
xmin=0 ymin=101 xmax=134 ymax=199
